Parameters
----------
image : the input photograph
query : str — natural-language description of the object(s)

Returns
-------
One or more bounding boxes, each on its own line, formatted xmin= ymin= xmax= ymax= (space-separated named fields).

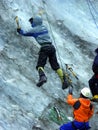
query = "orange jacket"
xmin=67 ymin=94 xmax=94 ymax=122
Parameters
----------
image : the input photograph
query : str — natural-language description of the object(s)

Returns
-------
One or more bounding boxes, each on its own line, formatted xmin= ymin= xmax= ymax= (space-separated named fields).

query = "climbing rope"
xmin=41 ymin=0 xmax=64 ymax=69
xmin=88 ymin=0 xmax=98 ymax=15
xmin=41 ymin=0 xmax=79 ymax=86
xmin=86 ymin=0 xmax=98 ymax=29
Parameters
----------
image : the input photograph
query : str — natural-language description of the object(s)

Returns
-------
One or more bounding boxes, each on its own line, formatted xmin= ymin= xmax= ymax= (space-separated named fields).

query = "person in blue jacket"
xmin=17 ymin=15 xmax=68 ymax=89
xmin=89 ymin=48 xmax=98 ymax=102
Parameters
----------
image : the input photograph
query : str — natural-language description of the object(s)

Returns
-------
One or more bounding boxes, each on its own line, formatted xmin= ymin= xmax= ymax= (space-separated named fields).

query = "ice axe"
xmin=65 ymin=64 xmax=79 ymax=80
xmin=14 ymin=16 xmax=20 ymax=29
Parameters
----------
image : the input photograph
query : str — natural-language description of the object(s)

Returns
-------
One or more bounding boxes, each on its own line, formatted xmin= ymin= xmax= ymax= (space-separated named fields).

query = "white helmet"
xmin=81 ymin=87 xmax=91 ymax=98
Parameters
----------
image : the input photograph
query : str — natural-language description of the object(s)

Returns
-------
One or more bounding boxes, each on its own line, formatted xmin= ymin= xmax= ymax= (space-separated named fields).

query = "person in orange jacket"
xmin=60 ymin=87 xmax=94 ymax=130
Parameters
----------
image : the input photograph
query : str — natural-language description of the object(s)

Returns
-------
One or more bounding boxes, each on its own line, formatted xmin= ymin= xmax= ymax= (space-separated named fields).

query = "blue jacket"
xmin=18 ymin=16 xmax=52 ymax=46
xmin=93 ymin=54 xmax=98 ymax=68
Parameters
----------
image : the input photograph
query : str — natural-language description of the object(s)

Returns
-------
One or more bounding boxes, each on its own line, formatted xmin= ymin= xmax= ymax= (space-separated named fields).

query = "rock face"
xmin=0 ymin=0 xmax=98 ymax=130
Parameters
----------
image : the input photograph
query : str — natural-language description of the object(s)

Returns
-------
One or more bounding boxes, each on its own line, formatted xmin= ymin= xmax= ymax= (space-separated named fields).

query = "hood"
xmin=79 ymin=98 xmax=91 ymax=109
xmin=31 ymin=16 xmax=42 ymax=27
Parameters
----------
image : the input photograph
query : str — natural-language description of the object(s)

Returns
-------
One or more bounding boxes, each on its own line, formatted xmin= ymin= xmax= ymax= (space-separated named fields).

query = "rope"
xmin=86 ymin=0 xmax=98 ymax=29
xmin=88 ymin=0 xmax=98 ymax=15
xmin=41 ymin=0 xmax=64 ymax=69
xmin=41 ymin=0 xmax=79 ymax=85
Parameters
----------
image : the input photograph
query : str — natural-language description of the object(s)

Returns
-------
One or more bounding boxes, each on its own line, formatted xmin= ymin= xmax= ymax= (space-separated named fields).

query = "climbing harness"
xmin=86 ymin=0 xmax=98 ymax=29
xmin=72 ymin=121 xmax=91 ymax=130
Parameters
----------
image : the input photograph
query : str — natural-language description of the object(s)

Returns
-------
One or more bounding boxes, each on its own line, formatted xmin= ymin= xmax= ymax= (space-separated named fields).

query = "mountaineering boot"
xmin=62 ymin=74 xmax=69 ymax=89
xmin=91 ymin=95 xmax=98 ymax=102
xmin=56 ymin=68 xmax=69 ymax=89
xmin=36 ymin=67 xmax=47 ymax=87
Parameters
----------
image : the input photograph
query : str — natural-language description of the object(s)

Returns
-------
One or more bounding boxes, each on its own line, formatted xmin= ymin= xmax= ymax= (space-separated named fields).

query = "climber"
xmin=89 ymin=48 xmax=98 ymax=102
xmin=17 ymin=15 xmax=68 ymax=89
xmin=60 ymin=87 xmax=94 ymax=130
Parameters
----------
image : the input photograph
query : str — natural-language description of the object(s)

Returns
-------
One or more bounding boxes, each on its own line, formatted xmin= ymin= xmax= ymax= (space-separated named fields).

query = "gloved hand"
xmin=17 ymin=28 xmax=21 ymax=33
xmin=69 ymin=86 xmax=73 ymax=95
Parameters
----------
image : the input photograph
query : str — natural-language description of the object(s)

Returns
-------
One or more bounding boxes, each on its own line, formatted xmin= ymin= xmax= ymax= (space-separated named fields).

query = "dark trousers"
xmin=36 ymin=44 xmax=60 ymax=70
xmin=89 ymin=75 xmax=98 ymax=96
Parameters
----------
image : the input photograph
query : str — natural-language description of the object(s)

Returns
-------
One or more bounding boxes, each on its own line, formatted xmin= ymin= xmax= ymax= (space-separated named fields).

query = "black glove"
xmin=17 ymin=28 xmax=21 ymax=33
xmin=69 ymin=86 xmax=73 ymax=94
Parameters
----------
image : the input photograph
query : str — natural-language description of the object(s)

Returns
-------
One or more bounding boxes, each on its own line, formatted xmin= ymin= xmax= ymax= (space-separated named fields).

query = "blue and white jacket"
xmin=18 ymin=16 xmax=52 ymax=46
